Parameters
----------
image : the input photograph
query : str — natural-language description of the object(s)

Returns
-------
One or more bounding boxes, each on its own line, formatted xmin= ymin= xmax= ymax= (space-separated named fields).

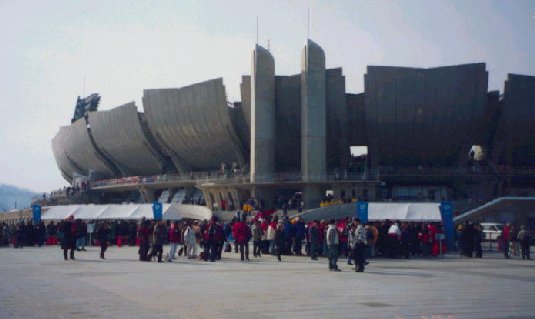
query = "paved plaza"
xmin=0 ymin=246 xmax=533 ymax=319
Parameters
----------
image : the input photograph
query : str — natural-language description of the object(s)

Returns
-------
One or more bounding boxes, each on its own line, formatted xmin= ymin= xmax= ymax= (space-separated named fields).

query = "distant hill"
xmin=0 ymin=184 xmax=39 ymax=211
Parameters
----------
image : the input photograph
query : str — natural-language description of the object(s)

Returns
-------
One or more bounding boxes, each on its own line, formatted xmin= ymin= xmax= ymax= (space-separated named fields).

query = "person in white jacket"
xmin=267 ymin=218 xmax=277 ymax=255
xmin=184 ymin=223 xmax=197 ymax=259
xmin=326 ymin=220 xmax=340 ymax=271
xmin=354 ymin=220 xmax=367 ymax=272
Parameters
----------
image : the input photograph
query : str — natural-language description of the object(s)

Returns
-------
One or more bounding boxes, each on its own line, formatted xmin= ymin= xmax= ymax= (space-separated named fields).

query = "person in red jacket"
xmin=232 ymin=215 xmax=251 ymax=261
xmin=502 ymin=223 xmax=511 ymax=259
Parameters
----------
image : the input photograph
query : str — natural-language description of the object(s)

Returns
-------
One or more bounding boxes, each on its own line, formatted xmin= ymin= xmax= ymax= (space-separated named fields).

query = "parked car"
xmin=480 ymin=222 xmax=503 ymax=241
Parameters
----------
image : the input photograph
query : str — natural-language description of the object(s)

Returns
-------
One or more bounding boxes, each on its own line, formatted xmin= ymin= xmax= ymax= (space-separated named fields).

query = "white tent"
xmin=42 ymin=205 xmax=81 ymax=220
xmin=163 ymin=204 xmax=212 ymax=221
xmin=299 ymin=202 xmax=442 ymax=222
xmin=72 ymin=205 xmax=108 ymax=220
xmin=98 ymin=204 xmax=139 ymax=220
xmin=367 ymin=203 xmax=441 ymax=221
xmin=129 ymin=204 xmax=170 ymax=220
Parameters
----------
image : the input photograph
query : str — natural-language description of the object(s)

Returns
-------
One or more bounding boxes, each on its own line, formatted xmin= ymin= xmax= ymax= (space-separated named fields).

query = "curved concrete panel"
xmin=51 ymin=126 xmax=84 ymax=182
xmin=62 ymin=118 xmax=117 ymax=178
xmin=365 ymin=63 xmax=488 ymax=166
xmin=240 ymin=75 xmax=251 ymax=131
xmin=143 ymin=78 xmax=245 ymax=171
xmin=88 ymin=102 xmax=166 ymax=176
xmin=228 ymin=102 xmax=250 ymax=161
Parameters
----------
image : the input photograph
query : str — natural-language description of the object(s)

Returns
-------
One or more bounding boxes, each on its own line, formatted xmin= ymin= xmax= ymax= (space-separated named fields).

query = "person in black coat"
xmin=275 ymin=223 xmax=285 ymax=262
xmin=62 ymin=216 xmax=76 ymax=260
xmin=97 ymin=222 xmax=110 ymax=259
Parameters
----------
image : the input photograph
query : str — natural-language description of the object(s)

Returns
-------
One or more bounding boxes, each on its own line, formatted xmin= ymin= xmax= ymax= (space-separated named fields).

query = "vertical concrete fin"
xmin=301 ymin=39 xmax=326 ymax=183
xmin=250 ymin=44 xmax=276 ymax=182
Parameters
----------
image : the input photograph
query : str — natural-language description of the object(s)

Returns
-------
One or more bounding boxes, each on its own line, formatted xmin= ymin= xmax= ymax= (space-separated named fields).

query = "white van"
xmin=480 ymin=223 xmax=503 ymax=241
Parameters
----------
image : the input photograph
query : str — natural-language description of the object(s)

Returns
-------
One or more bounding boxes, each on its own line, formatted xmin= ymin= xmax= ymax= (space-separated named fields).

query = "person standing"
xmin=97 ymin=222 xmax=110 ymax=259
xmin=274 ymin=222 xmax=285 ymax=262
xmin=204 ymin=217 xmax=222 ymax=262
xmin=461 ymin=222 xmax=475 ymax=258
xmin=252 ymin=219 xmax=262 ymax=257
xmin=184 ymin=222 xmax=197 ymax=259
xmin=517 ymin=225 xmax=531 ymax=260
xmin=267 ymin=217 xmax=277 ymax=255
xmin=151 ymin=221 xmax=166 ymax=263
xmin=308 ymin=220 xmax=319 ymax=260
xmin=76 ymin=219 xmax=87 ymax=251
xmin=294 ymin=217 xmax=305 ymax=256
xmin=502 ymin=223 xmax=511 ymax=259
xmin=326 ymin=219 xmax=341 ymax=272
xmin=354 ymin=219 xmax=367 ymax=272
xmin=168 ymin=221 xmax=181 ymax=261
xmin=474 ymin=224 xmax=483 ymax=258
xmin=233 ymin=215 xmax=250 ymax=262
xmin=138 ymin=219 xmax=151 ymax=262
xmin=35 ymin=222 xmax=46 ymax=247
xmin=62 ymin=216 xmax=76 ymax=261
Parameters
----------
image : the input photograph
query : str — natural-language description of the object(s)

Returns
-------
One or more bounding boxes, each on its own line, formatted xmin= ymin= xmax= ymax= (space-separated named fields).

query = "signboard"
xmin=439 ymin=201 xmax=455 ymax=250
xmin=152 ymin=201 xmax=163 ymax=220
xmin=356 ymin=201 xmax=369 ymax=224
xmin=32 ymin=205 xmax=41 ymax=224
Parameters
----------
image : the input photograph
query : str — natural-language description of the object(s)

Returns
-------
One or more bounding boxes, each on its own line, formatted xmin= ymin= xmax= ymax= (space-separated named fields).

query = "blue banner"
xmin=439 ymin=201 xmax=455 ymax=251
xmin=356 ymin=201 xmax=369 ymax=224
xmin=32 ymin=205 xmax=41 ymax=224
xmin=152 ymin=201 xmax=163 ymax=220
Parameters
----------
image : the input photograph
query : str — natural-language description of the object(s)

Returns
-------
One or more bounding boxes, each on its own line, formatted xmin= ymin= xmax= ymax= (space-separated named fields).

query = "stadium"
xmin=49 ymin=39 xmax=535 ymax=220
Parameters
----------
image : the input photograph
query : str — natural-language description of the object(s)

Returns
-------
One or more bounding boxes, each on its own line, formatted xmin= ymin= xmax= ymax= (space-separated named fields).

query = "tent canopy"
xmin=299 ymin=202 xmax=442 ymax=222
xmin=163 ymin=204 xmax=212 ymax=221
xmin=367 ymin=203 xmax=441 ymax=221
xmin=41 ymin=203 xmax=211 ymax=221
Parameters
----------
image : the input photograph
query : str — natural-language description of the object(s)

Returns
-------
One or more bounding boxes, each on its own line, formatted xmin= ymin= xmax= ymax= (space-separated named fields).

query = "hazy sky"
xmin=0 ymin=0 xmax=534 ymax=192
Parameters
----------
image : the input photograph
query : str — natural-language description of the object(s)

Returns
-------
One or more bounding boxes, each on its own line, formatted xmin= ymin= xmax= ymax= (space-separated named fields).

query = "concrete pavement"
xmin=0 ymin=246 xmax=533 ymax=319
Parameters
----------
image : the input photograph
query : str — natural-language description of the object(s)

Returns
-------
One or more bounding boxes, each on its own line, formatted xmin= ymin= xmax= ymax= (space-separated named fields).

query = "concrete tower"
xmin=250 ymin=44 xmax=276 ymax=183
xmin=301 ymin=39 xmax=326 ymax=208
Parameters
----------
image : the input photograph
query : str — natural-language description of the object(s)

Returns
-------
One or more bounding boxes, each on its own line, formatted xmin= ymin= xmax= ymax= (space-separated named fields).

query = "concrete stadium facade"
xmin=51 ymin=40 xmax=535 ymax=211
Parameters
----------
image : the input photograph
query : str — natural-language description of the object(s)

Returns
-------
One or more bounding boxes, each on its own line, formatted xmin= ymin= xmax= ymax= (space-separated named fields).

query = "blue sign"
xmin=32 ymin=205 xmax=42 ymax=223
xmin=439 ymin=201 xmax=455 ymax=251
xmin=152 ymin=201 xmax=163 ymax=220
xmin=356 ymin=202 xmax=369 ymax=224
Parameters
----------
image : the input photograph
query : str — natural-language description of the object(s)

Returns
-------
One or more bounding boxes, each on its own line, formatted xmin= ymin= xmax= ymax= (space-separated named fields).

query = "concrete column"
xmin=301 ymin=39 xmax=326 ymax=182
xmin=250 ymin=44 xmax=276 ymax=183
xmin=138 ymin=186 xmax=155 ymax=203
xmin=303 ymin=185 xmax=323 ymax=211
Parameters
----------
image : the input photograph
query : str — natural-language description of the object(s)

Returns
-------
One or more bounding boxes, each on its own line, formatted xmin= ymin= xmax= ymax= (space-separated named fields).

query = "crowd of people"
xmin=1 ymin=214 xmax=531 ymax=271
xmin=456 ymin=222 xmax=532 ymax=260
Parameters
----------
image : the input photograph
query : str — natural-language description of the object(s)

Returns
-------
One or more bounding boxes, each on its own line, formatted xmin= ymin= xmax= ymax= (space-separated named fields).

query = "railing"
xmin=90 ymin=170 xmax=379 ymax=189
